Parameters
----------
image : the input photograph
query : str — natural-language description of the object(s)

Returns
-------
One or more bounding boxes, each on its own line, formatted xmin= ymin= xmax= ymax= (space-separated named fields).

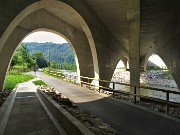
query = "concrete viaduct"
xmin=0 ymin=0 xmax=180 ymax=94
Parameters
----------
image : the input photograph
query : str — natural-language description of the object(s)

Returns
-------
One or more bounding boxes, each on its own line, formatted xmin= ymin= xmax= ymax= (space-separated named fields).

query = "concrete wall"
xmin=155 ymin=9 xmax=180 ymax=88
xmin=65 ymin=0 xmax=129 ymax=81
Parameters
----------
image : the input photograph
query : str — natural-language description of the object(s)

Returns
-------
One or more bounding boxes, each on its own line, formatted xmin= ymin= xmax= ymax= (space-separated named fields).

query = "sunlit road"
xmin=33 ymin=71 xmax=180 ymax=135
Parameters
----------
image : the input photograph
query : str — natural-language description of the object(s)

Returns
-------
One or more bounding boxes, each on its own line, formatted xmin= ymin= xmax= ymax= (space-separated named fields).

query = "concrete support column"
xmin=140 ymin=56 xmax=146 ymax=71
xmin=127 ymin=0 xmax=140 ymax=99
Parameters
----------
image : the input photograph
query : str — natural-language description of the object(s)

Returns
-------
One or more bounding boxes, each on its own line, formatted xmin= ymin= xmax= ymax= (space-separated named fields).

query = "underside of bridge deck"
xmin=0 ymin=0 xmax=180 ymax=92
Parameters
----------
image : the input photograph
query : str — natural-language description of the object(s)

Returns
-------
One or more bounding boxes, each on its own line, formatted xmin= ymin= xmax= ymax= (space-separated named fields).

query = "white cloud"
xmin=22 ymin=31 xmax=67 ymax=44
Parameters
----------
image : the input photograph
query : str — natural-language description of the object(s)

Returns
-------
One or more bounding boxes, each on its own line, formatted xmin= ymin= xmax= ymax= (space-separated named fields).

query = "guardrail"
xmin=44 ymin=69 xmax=180 ymax=115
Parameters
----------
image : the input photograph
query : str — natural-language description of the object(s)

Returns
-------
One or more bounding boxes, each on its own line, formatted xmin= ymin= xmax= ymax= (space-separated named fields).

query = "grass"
xmin=4 ymin=74 xmax=34 ymax=90
xmin=33 ymin=80 xmax=48 ymax=86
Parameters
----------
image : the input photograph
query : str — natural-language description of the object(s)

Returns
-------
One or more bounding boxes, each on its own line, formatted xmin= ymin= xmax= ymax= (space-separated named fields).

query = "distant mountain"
xmin=24 ymin=42 xmax=75 ymax=64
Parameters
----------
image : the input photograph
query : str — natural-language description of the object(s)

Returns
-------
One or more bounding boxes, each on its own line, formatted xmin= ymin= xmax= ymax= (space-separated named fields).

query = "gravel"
xmin=112 ymin=70 xmax=178 ymax=89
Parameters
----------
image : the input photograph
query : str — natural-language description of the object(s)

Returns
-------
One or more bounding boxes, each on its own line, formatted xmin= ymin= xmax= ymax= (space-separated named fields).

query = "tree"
xmin=50 ymin=61 xmax=57 ymax=69
xmin=32 ymin=52 xmax=48 ymax=68
xmin=10 ymin=43 xmax=35 ymax=68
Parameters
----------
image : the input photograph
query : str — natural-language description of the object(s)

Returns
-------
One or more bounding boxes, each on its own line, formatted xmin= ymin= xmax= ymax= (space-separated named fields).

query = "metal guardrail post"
xmin=166 ymin=92 xmax=169 ymax=115
xmin=134 ymin=86 xmax=137 ymax=104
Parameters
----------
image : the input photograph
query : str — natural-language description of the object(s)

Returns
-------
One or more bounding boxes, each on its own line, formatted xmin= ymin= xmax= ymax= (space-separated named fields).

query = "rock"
xmin=59 ymin=98 xmax=73 ymax=107
xmin=82 ymin=117 xmax=96 ymax=126
xmin=89 ymin=127 xmax=103 ymax=135
xmin=98 ymin=125 xmax=117 ymax=134
xmin=61 ymin=105 xmax=69 ymax=109
xmin=75 ymin=109 xmax=91 ymax=115
xmin=84 ymin=121 xmax=91 ymax=127
xmin=68 ymin=108 xmax=76 ymax=116
xmin=72 ymin=104 xmax=78 ymax=108
xmin=158 ymin=108 xmax=165 ymax=113
xmin=94 ymin=118 xmax=103 ymax=126
xmin=91 ymin=115 xmax=98 ymax=119
xmin=76 ymin=113 xmax=90 ymax=120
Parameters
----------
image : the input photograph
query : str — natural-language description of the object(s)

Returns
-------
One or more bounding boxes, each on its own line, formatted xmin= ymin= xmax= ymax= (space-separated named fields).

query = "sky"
xmin=22 ymin=31 xmax=67 ymax=44
xmin=116 ymin=54 xmax=166 ymax=68
xmin=148 ymin=54 xmax=166 ymax=67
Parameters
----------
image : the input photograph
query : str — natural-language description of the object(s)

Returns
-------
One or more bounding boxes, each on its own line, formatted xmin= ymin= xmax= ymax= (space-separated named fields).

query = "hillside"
xmin=24 ymin=42 xmax=75 ymax=64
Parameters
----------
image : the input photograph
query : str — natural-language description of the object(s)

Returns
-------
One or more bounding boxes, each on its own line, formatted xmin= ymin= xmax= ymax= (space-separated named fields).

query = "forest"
xmin=10 ymin=42 xmax=76 ymax=71
xmin=25 ymin=42 xmax=75 ymax=64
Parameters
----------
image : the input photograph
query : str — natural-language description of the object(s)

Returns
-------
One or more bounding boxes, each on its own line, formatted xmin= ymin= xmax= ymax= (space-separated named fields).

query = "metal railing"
xmin=44 ymin=69 xmax=180 ymax=115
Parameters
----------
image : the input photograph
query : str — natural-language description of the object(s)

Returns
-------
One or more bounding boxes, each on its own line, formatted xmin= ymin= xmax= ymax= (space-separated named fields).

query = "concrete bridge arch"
xmin=1 ymin=0 xmax=180 ymax=91
xmin=23 ymin=28 xmax=82 ymax=80
xmin=0 ymin=0 xmax=100 ymax=82
xmin=0 ymin=7 xmax=96 ymax=91
xmin=0 ymin=0 xmax=129 ymax=92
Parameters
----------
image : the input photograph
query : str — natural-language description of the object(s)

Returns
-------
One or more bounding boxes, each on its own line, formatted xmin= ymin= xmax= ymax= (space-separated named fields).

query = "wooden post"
xmin=113 ymin=82 xmax=115 ymax=90
xmin=134 ymin=86 xmax=137 ymax=104
xmin=80 ymin=76 xmax=82 ymax=87
xmin=166 ymin=92 xmax=170 ymax=115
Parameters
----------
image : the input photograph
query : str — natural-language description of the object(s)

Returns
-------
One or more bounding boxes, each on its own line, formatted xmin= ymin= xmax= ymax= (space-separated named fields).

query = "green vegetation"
xmin=33 ymin=80 xmax=48 ymax=86
xmin=10 ymin=43 xmax=36 ymax=69
xmin=9 ymin=42 xmax=76 ymax=85
xmin=24 ymin=42 xmax=76 ymax=71
xmin=4 ymin=74 xmax=34 ymax=90
xmin=147 ymin=66 xmax=168 ymax=71
xmin=31 ymin=51 xmax=48 ymax=68
xmin=25 ymin=42 xmax=74 ymax=63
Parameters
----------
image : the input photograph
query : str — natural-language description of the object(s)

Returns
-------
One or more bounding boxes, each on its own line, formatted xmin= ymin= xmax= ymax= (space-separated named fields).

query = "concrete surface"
xmin=36 ymin=71 xmax=180 ymax=135
xmin=0 ymin=0 xmax=180 ymax=98
xmin=2 ymin=80 xmax=64 ymax=135
xmin=37 ymin=89 xmax=94 ymax=135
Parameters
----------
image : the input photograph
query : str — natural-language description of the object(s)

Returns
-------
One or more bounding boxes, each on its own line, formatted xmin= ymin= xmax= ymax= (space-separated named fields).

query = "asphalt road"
xmin=35 ymin=71 xmax=180 ymax=135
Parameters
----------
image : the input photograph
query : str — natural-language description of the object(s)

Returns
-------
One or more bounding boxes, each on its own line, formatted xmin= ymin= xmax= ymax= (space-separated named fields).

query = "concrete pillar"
xmin=127 ymin=0 xmax=140 ymax=99
xmin=140 ymin=56 xmax=145 ymax=71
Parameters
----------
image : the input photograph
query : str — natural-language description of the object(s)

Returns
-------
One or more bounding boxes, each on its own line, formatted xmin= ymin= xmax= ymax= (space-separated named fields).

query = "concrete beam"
xmin=127 ymin=0 xmax=140 ymax=97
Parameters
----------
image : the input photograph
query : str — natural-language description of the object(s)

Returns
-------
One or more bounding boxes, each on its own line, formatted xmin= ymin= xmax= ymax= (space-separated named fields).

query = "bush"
xmin=4 ymin=74 xmax=34 ymax=90
xmin=33 ymin=80 xmax=48 ymax=86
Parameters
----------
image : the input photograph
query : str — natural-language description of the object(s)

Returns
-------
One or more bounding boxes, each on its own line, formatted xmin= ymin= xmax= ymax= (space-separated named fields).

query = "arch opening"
xmin=21 ymin=29 xmax=80 ymax=79
xmin=109 ymin=58 xmax=130 ymax=92
xmin=140 ymin=53 xmax=180 ymax=103
xmin=142 ymin=53 xmax=177 ymax=88
xmin=3 ymin=29 xmax=82 ymax=91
